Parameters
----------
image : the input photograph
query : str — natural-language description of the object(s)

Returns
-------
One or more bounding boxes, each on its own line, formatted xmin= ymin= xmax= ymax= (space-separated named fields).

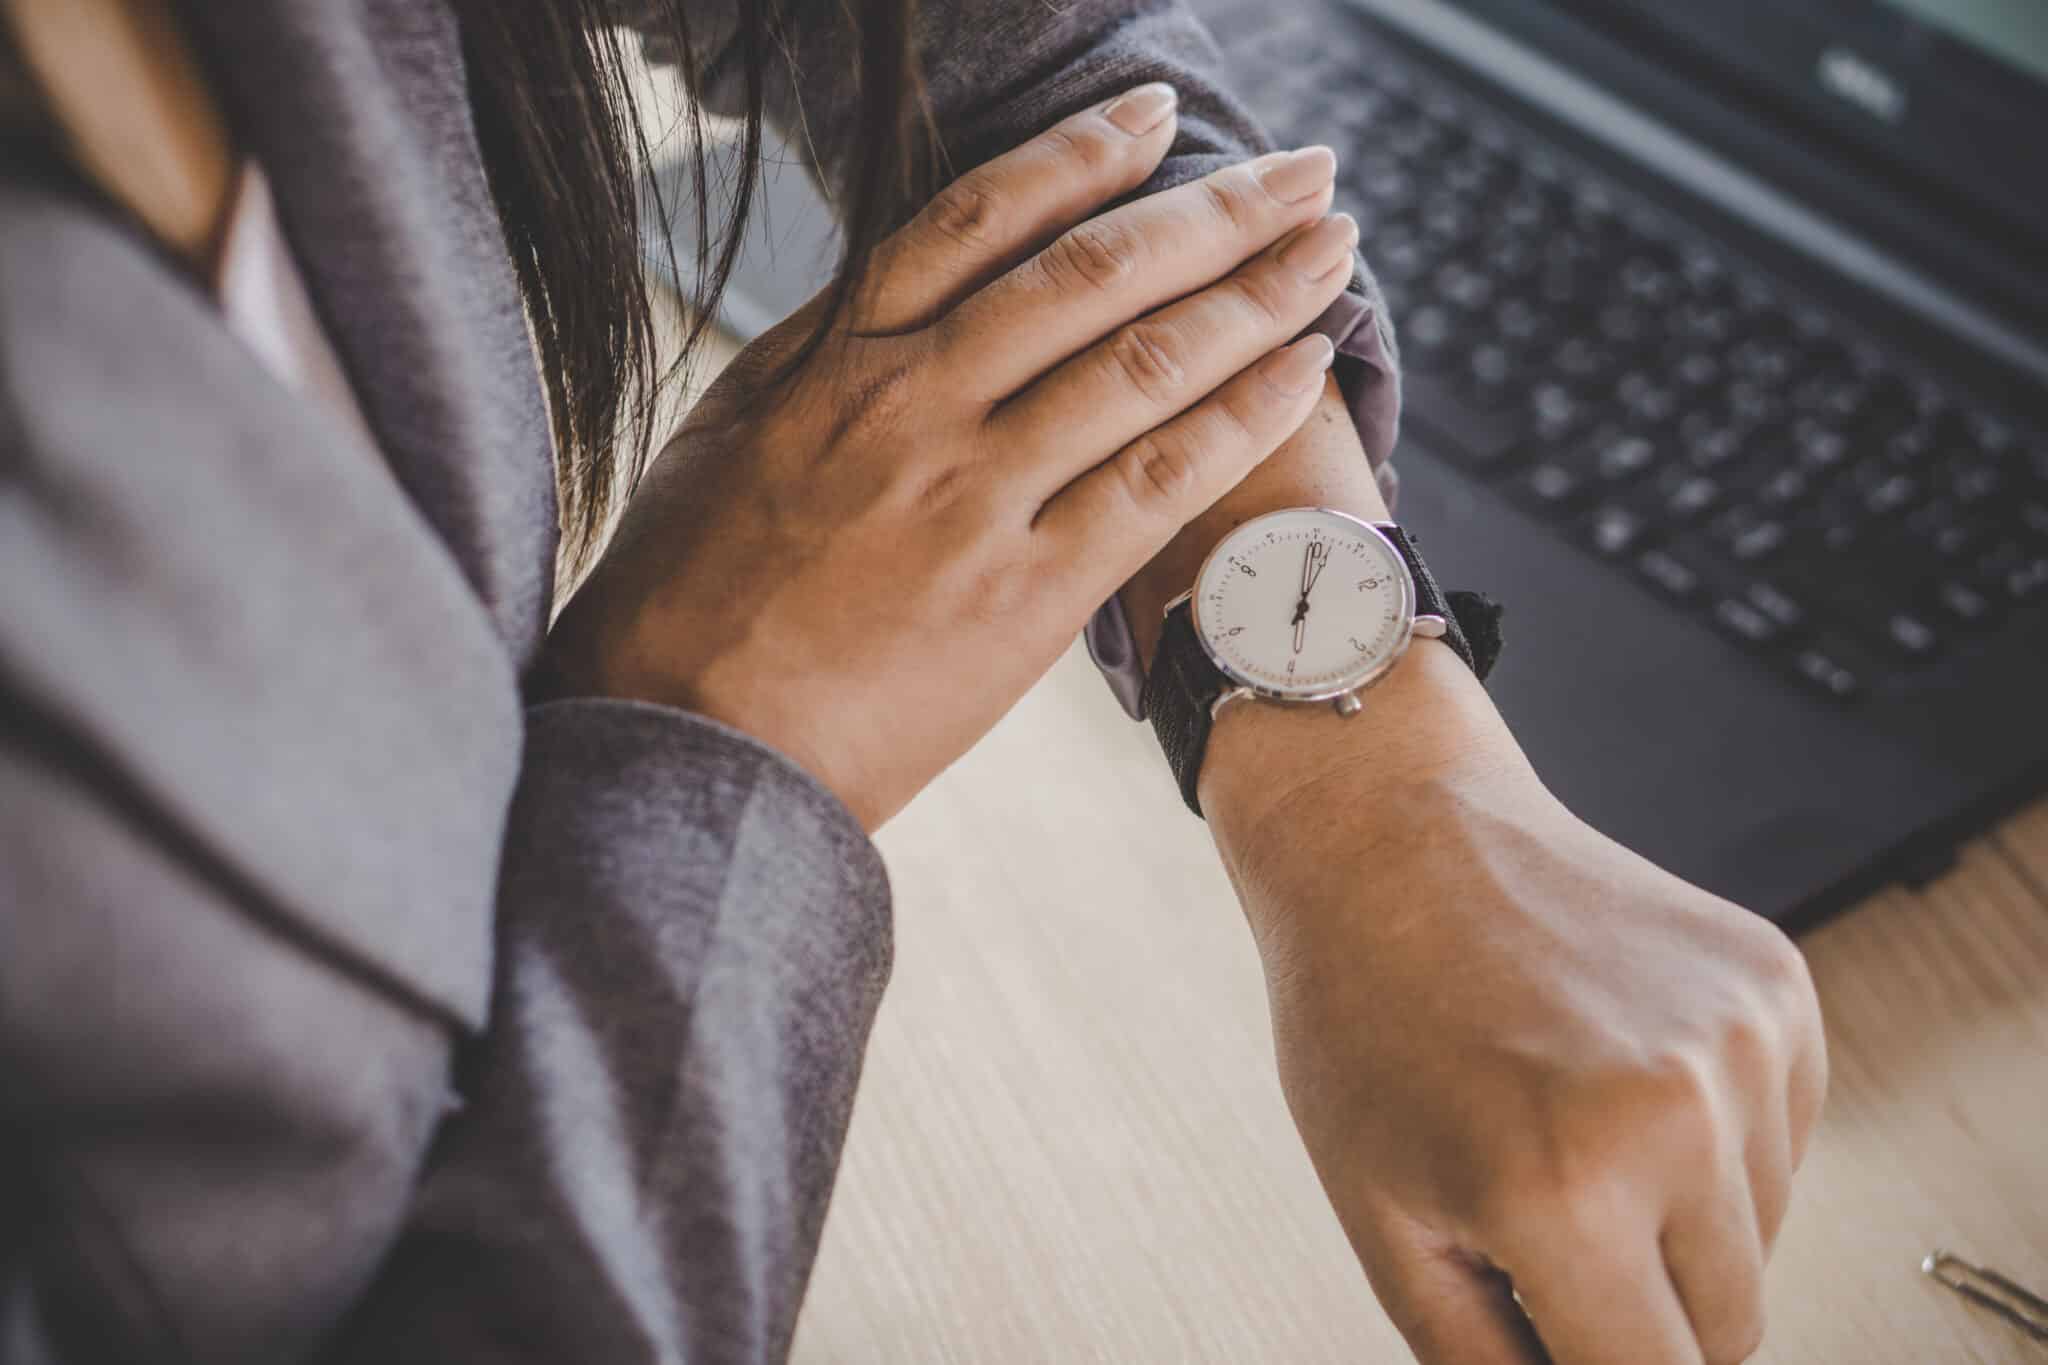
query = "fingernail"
xmin=1104 ymin=83 xmax=1178 ymax=136
xmin=1264 ymin=333 xmax=1337 ymax=393
xmin=1258 ymin=145 xmax=1337 ymax=202
xmin=1280 ymin=213 xmax=1360 ymax=278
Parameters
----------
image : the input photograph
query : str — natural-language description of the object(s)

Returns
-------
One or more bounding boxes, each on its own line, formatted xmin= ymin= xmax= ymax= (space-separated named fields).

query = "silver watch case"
xmin=1164 ymin=509 xmax=1446 ymax=721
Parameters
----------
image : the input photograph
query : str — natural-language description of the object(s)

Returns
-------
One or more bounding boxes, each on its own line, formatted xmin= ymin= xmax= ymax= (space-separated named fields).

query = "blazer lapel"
xmin=177 ymin=0 xmax=560 ymax=667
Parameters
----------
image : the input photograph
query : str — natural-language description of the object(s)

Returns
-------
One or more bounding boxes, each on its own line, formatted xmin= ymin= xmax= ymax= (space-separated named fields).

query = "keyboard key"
xmin=1673 ymin=300 xmax=1736 ymax=346
xmin=1662 ymin=473 xmax=1721 ymax=521
xmin=1862 ymin=472 xmax=1919 ymax=517
xmin=2018 ymin=501 xmax=2048 ymax=544
xmin=1598 ymin=303 xmax=1655 ymax=346
xmin=1595 ymin=433 xmax=1658 ymax=482
xmin=1637 ymin=548 xmax=1701 ymax=600
xmin=2007 ymin=557 xmax=2048 ymax=602
xmin=2023 ymin=445 xmax=2048 ymax=487
xmin=1358 ymin=161 xmax=1416 ymax=207
xmin=1713 ymin=597 xmax=1780 ymax=646
xmin=1683 ymin=418 xmax=1746 ymax=470
xmin=1885 ymin=612 xmax=1940 ymax=659
xmin=1759 ymin=468 xmax=1811 ymax=509
xmin=1496 ymin=296 xmax=1549 ymax=347
xmin=1402 ymin=304 xmax=1462 ymax=370
xmin=1730 ymin=519 xmax=1788 ymax=563
xmin=1530 ymin=382 xmax=1586 ymax=442
xmin=1621 ymin=255 xmax=1678 ymax=306
xmin=1587 ymin=505 xmax=1647 ymax=556
xmin=1730 ymin=337 xmax=1797 ymax=385
xmin=1674 ymin=350 xmax=1724 ymax=391
xmin=1551 ymin=336 xmax=1616 ymax=385
xmin=1792 ymin=647 xmax=1863 ymax=700
xmin=1467 ymin=342 xmax=1519 ymax=393
xmin=1883 ymin=423 xmax=1937 ymax=468
xmin=1438 ymin=262 xmax=1494 ymax=313
xmin=1793 ymin=421 xmax=1849 ymax=473
xmin=1680 ymin=247 xmax=1728 ymax=295
xmin=1421 ymin=196 xmax=1477 ymax=247
xmin=1937 ymin=580 xmax=1995 ymax=626
xmin=1617 ymin=372 xmax=1680 ymax=426
xmin=1906 ymin=499 xmax=1987 ymax=560
xmin=1744 ymin=581 xmax=1806 ymax=630
xmin=1521 ymin=461 xmax=1585 ymax=511
xmin=1726 ymin=379 xmax=1786 ymax=427
xmin=1944 ymin=460 xmax=2002 ymax=505
xmin=1969 ymin=414 xmax=2016 ymax=459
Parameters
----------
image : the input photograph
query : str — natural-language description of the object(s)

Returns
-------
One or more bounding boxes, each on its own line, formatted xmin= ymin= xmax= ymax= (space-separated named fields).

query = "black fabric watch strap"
xmin=1141 ymin=524 xmax=1502 ymax=818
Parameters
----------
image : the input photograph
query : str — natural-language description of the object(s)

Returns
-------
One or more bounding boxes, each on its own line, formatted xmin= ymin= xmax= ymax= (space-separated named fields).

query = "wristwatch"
xmin=1142 ymin=507 xmax=1503 ymax=817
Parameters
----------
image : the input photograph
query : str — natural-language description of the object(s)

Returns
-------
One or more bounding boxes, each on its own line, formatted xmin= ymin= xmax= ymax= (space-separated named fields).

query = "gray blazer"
xmin=0 ymin=1 xmax=1384 ymax=1360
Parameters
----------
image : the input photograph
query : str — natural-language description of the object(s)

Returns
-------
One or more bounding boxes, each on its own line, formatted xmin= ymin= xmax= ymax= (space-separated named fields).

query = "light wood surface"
xmin=789 ymin=642 xmax=2048 ymax=1364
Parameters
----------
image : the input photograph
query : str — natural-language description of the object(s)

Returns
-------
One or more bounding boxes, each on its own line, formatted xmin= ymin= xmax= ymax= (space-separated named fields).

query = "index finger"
xmin=937 ymin=144 xmax=1339 ymax=401
xmin=850 ymin=84 xmax=1182 ymax=335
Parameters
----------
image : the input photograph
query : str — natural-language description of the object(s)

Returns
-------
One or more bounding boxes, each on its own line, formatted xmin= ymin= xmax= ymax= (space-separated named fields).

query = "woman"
xmin=0 ymin=0 xmax=1825 ymax=1361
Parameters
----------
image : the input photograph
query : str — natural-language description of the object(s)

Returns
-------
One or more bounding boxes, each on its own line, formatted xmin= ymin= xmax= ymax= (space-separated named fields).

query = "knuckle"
xmin=913 ymin=460 xmax=976 ymax=514
xmin=925 ymin=176 xmax=1001 ymax=250
xmin=1716 ymin=999 xmax=1783 ymax=1083
xmin=1635 ymin=1047 xmax=1739 ymax=1168
xmin=1209 ymin=384 xmax=1267 ymax=445
xmin=1043 ymin=219 xmax=1137 ymax=293
xmin=1650 ymin=1044 xmax=1724 ymax=1119
xmin=1200 ymin=171 xmax=1261 ymax=233
xmin=1756 ymin=930 xmax=1818 ymax=1010
xmin=1044 ymin=121 xmax=1117 ymax=177
xmin=1120 ymin=431 xmax=1202 ymax=509
xmin=1107 ymin=323 xmax=1188 ymax=405
xmin=1228 ymin=267 xmax=1292 ymax=328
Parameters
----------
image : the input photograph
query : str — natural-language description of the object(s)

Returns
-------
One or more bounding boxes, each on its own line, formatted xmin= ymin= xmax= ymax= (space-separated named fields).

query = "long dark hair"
xmin=452 ymin=0 xmax=933 ymax=574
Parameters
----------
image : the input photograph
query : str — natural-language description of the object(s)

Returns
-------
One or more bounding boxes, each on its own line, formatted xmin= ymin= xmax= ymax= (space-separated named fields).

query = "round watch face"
xmin=1191 ymin=508 xmax=1415 ymax=701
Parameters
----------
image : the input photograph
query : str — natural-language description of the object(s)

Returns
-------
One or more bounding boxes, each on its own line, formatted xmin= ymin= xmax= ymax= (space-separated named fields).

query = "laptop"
xmin=653 ymin=0 xmax=2048 ymax=928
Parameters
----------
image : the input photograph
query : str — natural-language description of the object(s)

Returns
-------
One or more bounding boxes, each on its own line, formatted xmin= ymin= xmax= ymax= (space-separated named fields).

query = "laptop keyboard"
xmin=1206 ymin=6 xmax=2048 ymax=703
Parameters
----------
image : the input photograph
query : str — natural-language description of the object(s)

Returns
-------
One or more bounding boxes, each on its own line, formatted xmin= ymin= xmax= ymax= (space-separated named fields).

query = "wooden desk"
xmin=790 ymin=642 xmax=2048 ymax=1364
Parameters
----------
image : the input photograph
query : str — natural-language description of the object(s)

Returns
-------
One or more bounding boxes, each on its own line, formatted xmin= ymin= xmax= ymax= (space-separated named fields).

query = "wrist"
xmin=1200 ymin=639 xmax=1538 ymax=867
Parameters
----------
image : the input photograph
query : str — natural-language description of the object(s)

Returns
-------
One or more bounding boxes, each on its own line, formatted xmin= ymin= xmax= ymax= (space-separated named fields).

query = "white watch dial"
xmin=1191 ymin=509 xmax=1415 ymax=700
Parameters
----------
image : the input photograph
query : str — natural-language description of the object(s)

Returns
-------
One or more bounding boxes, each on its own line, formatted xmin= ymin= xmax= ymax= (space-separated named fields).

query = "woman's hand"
xmin=541 ymin=85 xmax=1358 ymax=828
xmin=1206 ymin=648 xmax=1830 ymax=1365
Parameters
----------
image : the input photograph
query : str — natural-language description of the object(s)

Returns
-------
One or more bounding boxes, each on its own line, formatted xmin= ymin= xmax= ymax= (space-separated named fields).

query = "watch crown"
xmin=1333 ymin=691 xmax=1365 ymax=717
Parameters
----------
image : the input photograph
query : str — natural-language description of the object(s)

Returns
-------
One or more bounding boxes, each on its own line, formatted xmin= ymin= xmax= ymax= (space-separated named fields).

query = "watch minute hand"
xmin=1304 ymin=540 xmax=1329 ymax=595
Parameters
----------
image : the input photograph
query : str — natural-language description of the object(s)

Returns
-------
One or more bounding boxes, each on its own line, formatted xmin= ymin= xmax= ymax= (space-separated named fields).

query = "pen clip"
xmin=1923 ymin=1251 xmax=2048 ymax=1345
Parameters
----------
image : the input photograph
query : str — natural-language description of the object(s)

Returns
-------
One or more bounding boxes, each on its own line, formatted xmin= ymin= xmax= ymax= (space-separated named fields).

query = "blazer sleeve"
xmin=628 ymin=0 xmax=1397 ymax=430
xmin=329 ymin=700 xmax=892 ymax=1364
xmin=0 ymin=698 xmax=888 ymax=1365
